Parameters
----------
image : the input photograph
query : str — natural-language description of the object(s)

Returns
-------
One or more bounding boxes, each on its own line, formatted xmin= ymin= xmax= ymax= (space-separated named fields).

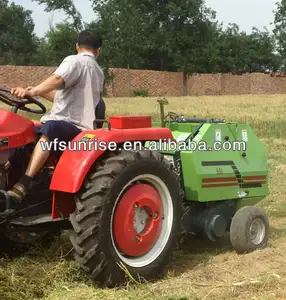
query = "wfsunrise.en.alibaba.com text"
xmin=40 ymin=138 xmax=247 ymax=152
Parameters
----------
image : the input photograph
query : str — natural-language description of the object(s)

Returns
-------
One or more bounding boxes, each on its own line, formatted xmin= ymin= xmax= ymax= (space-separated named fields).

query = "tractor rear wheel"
xmin=69 ymin=150 xmax=182 ymax=287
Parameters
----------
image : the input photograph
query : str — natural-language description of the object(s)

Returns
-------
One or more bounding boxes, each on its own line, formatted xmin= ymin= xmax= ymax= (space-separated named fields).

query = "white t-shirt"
xmin=40 ymin=52 xmax=104 ymax=130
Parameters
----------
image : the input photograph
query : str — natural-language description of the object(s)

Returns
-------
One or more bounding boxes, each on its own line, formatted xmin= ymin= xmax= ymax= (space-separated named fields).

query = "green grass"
xmin=1 ymin=94 xmax=286 ymax=300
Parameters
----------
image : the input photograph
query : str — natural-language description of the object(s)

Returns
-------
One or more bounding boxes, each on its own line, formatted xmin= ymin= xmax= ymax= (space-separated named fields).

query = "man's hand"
xmin=11 ymin=87 xmax=36 ymax=98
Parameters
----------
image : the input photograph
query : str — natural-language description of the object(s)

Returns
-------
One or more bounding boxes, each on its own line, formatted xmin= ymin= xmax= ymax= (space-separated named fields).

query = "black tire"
xmin=69 ymin=149 xmax=183 ymax=287
xmin=229 ymin=206 xmax=269 ymax=254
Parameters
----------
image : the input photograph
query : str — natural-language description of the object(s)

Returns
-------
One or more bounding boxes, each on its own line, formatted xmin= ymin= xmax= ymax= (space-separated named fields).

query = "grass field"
xmin=1 ymin=94 xmax=286 ymax=300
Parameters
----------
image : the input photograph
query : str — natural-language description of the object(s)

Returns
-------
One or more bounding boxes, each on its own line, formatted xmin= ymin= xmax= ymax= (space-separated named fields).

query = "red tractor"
xmin=0 ymin=88 xmax=183 ymax=287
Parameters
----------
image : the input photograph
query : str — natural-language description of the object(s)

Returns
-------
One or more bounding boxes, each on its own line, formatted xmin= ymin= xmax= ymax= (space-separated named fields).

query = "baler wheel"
xmin=230 ymin=206 xmax=269 ymax=254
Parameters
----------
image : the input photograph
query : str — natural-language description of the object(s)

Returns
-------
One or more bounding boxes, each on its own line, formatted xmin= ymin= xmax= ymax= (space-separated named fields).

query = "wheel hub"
xmin=112 ymin=183 xmax=162 ymax=257
xmin=134 ymin=205 xmax=150 ymax=234
xmin=249 ymin=218 xmax=265 ymax=245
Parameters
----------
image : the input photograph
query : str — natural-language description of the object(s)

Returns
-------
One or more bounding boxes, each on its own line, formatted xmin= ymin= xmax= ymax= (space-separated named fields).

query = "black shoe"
xmin=7 ymin=183 xmax=27 ymax=203
xmin=7 ymin=174 xmax=34 ymax=203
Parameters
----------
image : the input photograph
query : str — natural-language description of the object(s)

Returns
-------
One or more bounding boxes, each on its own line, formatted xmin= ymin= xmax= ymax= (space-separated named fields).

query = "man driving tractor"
xmin=4 ymin=30 xmax=104 ymax=209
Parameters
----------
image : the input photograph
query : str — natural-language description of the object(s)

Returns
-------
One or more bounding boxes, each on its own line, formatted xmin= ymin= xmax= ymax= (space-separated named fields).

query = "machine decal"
xmin=80 ymin=134 xmax=96 ymax=142
xmin=216 ymin=167 xmax=223 ymax=175
xmin=201 ymin=161 xmax=266 ymax=188
xmin=0 ymin=137 xmax=8 ymax=148
xmin=215 ymin=129 xmax=221 ymax=142
xmin=242 ymin=129 xmax=248 ymax=142
xmin=176 ymin=134 xmax=189 ymax=142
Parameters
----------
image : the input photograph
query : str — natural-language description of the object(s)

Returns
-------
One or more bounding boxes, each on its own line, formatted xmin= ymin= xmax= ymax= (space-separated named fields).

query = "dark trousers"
xmin=8 ymin=120 xmax=81 ymax=169
xmin=8 ymin=98 xmax=106 ymax=168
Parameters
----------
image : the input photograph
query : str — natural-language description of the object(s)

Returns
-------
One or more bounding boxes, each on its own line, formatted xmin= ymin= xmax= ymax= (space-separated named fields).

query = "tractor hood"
xmin=0 ymin=110 xmax=35 ymax=151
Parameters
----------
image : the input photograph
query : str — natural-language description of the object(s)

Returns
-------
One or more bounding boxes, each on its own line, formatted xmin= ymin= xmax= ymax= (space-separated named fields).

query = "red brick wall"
xmin=250 ymin=73 xmax=286 ymax=94
xmin=0 ymin=66 xmax=56 ymax=89
xmin=1 ymin=65 xmax=286 ymax=96
xmin=107 ymin=68 xmax=184 ymax=96
xmin=188 ymin=73 xmax=221 ymax=95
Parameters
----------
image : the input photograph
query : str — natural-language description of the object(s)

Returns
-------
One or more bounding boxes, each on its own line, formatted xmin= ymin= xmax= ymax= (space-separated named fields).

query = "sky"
xmin=11 ymin=0 xmax=278 ymax=37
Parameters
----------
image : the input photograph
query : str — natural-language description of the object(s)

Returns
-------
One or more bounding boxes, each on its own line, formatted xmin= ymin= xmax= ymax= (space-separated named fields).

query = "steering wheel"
xmin=0 ymin=88 xmax=46 ymax=114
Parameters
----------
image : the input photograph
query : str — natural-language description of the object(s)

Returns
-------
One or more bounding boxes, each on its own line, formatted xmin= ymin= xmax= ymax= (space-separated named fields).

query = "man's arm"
xmin=11 ymin=74 xmax=63 ymax=100
xmin=31 ymin=74 xmax=63 ymax=97
xmin=40 ymin=91 xmax=56 ymax=102
xmin=26 ymin=86 xmax=56 ymax=103
xmin=11 ymin=55 xmax=80 ymax=100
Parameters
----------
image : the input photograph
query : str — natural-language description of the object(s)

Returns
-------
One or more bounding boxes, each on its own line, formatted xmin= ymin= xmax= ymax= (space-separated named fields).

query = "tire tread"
xmin=70 ymin=149 xmax=183 ymax=287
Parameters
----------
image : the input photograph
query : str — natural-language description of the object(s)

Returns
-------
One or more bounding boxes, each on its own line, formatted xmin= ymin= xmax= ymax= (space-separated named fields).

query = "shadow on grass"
xmin=2 ymin=225 xmax=284 ymax=275
xmin=0 ymin=198 xmax=284 ymax=294
xmin=168 ymin=233 xmax=233 ymax=276
xmin=0 ymin=230 xmax=74 ymax=263
xmin=0 ymin=224 xmax=284 ymax=300
xmin=169 ymin=222 xmax=286 ymax=277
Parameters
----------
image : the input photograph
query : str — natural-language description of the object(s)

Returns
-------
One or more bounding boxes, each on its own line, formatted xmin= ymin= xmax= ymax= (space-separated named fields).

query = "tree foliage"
xmin=32 ymin=0 xmax=83 ymax=31
xmin=42 ymin=22 xmax=78 ymax=65
xmin=0 ymin=0 xmax=38 ymax=65
xmin=273 ymin=0 xmax=286 ymax=70
xmin=0 ymin=0 xmax=283 ymax=76
xmin=212 ymin=24 xmax=280 ymax=74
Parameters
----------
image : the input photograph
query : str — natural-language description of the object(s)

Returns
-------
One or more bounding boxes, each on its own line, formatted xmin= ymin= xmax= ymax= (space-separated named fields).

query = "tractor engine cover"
xmin=0 ymin=110 xmax=35 ymax=150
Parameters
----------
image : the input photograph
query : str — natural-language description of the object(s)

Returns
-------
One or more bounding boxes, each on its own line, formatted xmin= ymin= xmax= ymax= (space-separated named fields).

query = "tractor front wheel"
xmin=69 ymin=150 xmax=182 ymax=287
xmin=229 ymin=206 xmax=269 ymax=254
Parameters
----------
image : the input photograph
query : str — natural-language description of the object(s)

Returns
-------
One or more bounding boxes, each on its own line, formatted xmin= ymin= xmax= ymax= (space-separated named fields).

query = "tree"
xmin=92 ymin=0 xmax=148 ymax=68
xmin=273 ymin=0 xmax=286 ymax=70
xmin=215 ymin=24 xmax=281 ymax=74
xmin=91 ymin=0 xmax=151 ymax=95
xmin=92 ymin=0 xmax=219 ymax=95
xmin=0 ymin=0 xmax=38 ymax=65
xmin=41 ymin=22 xmax=78 ymax=65
xmin=247 ymin=28 xmax=281 ymax=72
xmin=32 ymin=0 xmax=83 ymax=31
xmin=148 ymin=0 xmax=218 ymax=94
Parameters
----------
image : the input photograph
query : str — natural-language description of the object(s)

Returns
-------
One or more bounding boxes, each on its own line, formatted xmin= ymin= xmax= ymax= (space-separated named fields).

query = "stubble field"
xmin=1 ymin=94 xmax=286 ymax=300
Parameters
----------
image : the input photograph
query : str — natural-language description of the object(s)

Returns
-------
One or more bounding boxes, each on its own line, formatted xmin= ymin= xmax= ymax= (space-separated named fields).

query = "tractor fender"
xmin=50 ymin=127 xmax=174 ymax=194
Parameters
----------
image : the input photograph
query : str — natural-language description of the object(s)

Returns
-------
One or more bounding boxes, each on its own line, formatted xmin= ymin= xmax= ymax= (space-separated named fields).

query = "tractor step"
xmin=9 ymin=214 xmax=65 ymax=226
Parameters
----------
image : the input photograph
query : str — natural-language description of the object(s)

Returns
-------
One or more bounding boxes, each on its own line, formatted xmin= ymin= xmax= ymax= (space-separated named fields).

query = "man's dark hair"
xmin=77 ymin=30 xmax=102 ymax=50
